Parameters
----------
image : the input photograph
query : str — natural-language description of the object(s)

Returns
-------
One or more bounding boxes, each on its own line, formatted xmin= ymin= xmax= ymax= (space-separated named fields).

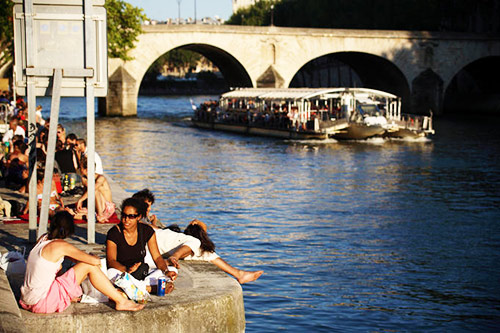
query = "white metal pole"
xmin=24 ymin=0 xmax=38 ymax=242
xmin=84 ymin=0 xmax=96 ymax=243
xmin=38 ymin=69 xmax=62 ymax=238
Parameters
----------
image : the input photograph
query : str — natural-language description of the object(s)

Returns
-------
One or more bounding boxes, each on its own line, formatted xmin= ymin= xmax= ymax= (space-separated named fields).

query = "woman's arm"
xmin=72 ymin=151 xmax=78 ymax=171
xmin=167 ymin=245 xmax=195 ymax=267
xmin=147 ymin=233 xmax=177 ymax=280
xmin=61 ymin=241 xmax=100 ymax=265
xmin=76 ymin=191 xmax=88 ymax=211
xmin=22 ymin=199 xmax=29 ymax=214
xmin=106 ymin=240 xmax=127 ymax=272
xmin=52 ymin=181 xmax=64 ymax=208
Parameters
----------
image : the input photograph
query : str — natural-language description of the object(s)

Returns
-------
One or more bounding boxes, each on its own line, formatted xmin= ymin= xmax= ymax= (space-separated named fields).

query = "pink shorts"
xmin=20 ymin=268 xmax=82 ymax=314
xmin=97 ymin=201 xmax=115 ymax=222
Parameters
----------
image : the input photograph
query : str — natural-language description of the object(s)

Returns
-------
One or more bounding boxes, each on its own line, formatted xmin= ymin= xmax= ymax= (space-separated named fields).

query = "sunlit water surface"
xmin=39 ymin=96 xmax=500 ymax=332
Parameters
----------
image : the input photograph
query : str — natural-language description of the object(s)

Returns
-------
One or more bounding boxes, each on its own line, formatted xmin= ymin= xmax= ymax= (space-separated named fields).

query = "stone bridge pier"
xmin=99 ymin=25 xmax=500 ymax=117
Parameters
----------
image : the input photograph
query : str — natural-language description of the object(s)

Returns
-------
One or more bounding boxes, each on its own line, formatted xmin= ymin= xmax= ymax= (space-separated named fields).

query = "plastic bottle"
xmin=63 ymin=174 xmax=69 ymax=192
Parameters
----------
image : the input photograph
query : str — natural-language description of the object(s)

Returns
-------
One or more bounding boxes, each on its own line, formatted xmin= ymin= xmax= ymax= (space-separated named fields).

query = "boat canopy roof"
xmin=221 ymin=87 xmax=399 ymax=101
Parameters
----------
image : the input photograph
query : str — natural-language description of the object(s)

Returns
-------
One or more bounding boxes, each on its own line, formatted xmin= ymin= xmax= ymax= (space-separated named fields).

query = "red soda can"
xmin=157 ymin=277 xmax=166 ymax=296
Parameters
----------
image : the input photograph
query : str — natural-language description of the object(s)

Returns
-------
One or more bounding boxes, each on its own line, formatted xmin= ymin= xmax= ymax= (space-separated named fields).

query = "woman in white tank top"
xmin=20 ymin=211 xmax=144 ymax=313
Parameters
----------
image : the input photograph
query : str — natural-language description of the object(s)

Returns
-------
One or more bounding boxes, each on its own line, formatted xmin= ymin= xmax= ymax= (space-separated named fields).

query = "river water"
xmin=38 ymin=96 xmax=500 ymax=332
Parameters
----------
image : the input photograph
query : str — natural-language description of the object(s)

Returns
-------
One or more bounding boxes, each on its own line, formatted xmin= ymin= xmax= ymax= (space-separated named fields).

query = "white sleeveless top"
xmin=20 ymin=235 xmax=64 ymax=305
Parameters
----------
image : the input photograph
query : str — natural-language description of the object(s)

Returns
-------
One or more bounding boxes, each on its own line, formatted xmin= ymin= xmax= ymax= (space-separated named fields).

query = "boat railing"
xmin=400 ymin=113 xmax=434 ymax=133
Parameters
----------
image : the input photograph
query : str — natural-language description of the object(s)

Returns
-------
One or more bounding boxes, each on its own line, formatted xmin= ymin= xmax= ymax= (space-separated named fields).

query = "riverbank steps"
xmin=0 ymin=177 xmax=245 ymax=333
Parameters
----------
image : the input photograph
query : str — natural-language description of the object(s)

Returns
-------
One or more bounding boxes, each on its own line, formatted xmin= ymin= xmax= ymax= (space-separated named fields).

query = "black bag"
xmin=130 ymin=262 xmax=149 ymax=280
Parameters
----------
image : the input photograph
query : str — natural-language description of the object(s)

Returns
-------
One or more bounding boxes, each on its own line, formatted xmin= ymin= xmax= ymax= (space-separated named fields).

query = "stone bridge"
xmin=104 ymin=24 xmax=500 ymax=116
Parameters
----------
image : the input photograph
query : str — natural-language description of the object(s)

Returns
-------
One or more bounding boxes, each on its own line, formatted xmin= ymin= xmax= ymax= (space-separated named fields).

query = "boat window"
xmin=358 ymin=104 xmax=379 ymax=116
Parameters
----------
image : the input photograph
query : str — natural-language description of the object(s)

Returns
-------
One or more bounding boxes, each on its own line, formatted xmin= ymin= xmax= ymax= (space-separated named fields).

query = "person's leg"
xmin=72 ymin=263 xmax=144 ymax=311
xmin=210 ymin=257 xmax=263 ymax=284
xmin=94 ymin=189 xmax=106 ymax=216
xmin=3 ymin=200 xmax=11 ymax=217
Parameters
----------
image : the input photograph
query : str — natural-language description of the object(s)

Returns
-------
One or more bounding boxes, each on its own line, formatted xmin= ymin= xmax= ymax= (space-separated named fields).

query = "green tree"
xmin=105 ymin=0 xmax=147 ymax=60
xmin=225 ymin=0 xmax=493 ymax=33
xmin=0 ymin=0 xmax=14 ymax=70
xmin=152 ymin=49 xmax=202 ymax=76
xmin=226 ymin=0 xmax=275 ymax=26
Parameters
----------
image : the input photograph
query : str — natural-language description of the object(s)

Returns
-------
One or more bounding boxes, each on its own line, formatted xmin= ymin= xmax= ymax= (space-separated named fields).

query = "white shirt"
xmin=84 ymin=148 xmax=103 ymax=175
xmin=144 ymin=229 xmax=202 ymax=268
xmin=2 ymin=126 xmax=26 ymax=143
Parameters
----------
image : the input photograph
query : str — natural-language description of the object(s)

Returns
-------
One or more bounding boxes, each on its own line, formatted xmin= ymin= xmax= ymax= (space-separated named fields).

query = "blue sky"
xmin=126 ymin=0 xmax=234 ymax=21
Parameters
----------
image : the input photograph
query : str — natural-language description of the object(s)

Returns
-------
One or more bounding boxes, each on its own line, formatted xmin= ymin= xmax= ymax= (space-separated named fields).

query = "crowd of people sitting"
xmin=19 ymin=190 xmax=264 ymax=314
xmin=1 ymin=91 xmax=107 ymax=221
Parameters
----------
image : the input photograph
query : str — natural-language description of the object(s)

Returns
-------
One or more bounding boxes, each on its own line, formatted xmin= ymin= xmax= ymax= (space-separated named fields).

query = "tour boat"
xmin=191 ymin=88 xmax=434 ymax=140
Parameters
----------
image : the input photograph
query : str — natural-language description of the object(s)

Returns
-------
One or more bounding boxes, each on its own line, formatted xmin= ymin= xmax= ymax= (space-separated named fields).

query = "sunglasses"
xmin=122 ymin=213 xmax=140 ymax=220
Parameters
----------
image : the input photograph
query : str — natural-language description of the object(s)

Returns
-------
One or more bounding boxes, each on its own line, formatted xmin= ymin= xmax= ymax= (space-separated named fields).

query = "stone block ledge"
xmin=3 ymin=262 xmax=245 ymax=333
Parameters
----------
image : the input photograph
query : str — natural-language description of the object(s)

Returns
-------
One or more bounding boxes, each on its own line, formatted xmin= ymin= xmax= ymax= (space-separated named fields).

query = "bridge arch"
xmin=289 ymin=52 xmax=410 ymax=111
xmin=443 ymin=55 xmax=500 ymax=115
xmin=138 ymin=44 xmax=252 ymax=90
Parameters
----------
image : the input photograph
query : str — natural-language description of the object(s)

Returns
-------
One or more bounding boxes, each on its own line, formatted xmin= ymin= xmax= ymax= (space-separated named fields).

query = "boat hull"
xmin=384 ymin=128 xmax=427 ymax=139
xmin=192 ymin=120 xmax=328 ymax=140
xmin=331 ymin=123 xmax=385 ymax=140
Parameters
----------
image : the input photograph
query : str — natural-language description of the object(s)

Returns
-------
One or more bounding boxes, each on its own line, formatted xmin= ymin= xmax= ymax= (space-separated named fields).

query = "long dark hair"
xmin=120 ymin=197 xmax=146 ymax=218
xmin=48 ymin=211 xmax=75 ymax=239
xmin=184 ymin=224 xmax=216 ymax=254
xmin=132 ymin=189 xmax=155 ymax=205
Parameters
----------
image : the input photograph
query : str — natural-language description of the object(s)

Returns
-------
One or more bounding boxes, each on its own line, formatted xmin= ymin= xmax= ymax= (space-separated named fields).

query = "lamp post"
xmin=194 ymin=0 xmax=197 ymax=24
xmin=270 ymin=4 xmax=274 ymax=26
xmin=177 ymin=0 xmax=182 ymax=23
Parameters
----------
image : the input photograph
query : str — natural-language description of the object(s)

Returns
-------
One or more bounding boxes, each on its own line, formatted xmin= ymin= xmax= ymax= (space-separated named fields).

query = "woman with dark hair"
xmin=20 ymin=211 xmax=143 ymax=313
xmin=22 ymin=169 xmax=64 ymax=216
xmin=182 ymin=219 xmax=264 ymax=284
xmin=106 ymin=198 xmax=177 ymax=292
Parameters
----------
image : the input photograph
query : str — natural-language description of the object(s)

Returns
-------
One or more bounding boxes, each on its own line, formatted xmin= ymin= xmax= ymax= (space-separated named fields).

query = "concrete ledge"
xmin=20 ymin=262 xmax=245 ymax=333
xmin=0 ymin=270 xmax=26 ymax=333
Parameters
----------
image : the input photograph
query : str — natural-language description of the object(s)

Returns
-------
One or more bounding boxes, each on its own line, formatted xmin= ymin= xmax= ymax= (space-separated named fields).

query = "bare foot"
xmin=71 ymin=296 xmax=82 ymax=303
xmin=115 ymin=299 xmax=145 ymax=311
xmin=74 ymin=213 xmax=87 ymax=220
xmin=165 ymin=282 xmax=175 ymax=294
xmin=237 ymin=270 xmax=264 ymax=284
xmin=65 ymin=207 xmax=76 ymax=215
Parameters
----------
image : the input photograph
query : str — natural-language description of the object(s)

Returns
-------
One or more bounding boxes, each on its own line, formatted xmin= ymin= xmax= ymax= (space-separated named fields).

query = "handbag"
xmin=130 ymin=262 xmax=149 ymax=280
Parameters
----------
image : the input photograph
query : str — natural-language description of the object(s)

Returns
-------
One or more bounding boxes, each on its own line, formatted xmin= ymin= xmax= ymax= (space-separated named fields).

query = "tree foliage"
xmin=151 ymin=49 xmax=202 ymax=76
xmin=105 ymin=0 xmax=147 ymax=60
xmin=226 ymin=0 xmax=274 ymax=26
xmin=226 ymin=0 xmax=497 ymax=33
xmin=0 ymin=0 xmax=14 ymax=70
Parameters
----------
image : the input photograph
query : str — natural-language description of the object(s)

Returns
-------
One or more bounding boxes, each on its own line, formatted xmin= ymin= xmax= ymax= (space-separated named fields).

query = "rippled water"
xmin=39 ymin=96 xmax=500 ymax=332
